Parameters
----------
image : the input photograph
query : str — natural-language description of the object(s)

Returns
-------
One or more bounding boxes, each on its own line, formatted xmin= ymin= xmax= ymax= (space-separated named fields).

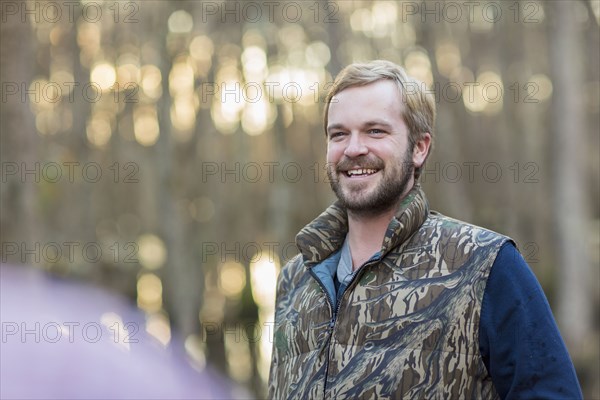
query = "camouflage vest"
xmin=268 ymin=185 xmax=510 ymax=399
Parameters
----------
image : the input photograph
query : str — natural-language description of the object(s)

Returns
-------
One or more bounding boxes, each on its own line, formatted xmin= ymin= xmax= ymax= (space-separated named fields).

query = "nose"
xmin=344 ymin=133 xmax=368 ymax=158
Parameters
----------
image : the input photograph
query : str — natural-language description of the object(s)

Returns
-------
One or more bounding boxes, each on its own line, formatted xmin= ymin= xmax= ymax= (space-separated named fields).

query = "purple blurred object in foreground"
xmin=0 ymin=263 xmax=246 ymax=399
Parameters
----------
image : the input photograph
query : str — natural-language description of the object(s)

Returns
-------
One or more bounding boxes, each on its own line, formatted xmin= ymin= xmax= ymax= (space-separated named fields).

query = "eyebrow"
xmin=327 ymin=120 xmax=394 ymax=133
xmin=326 ymin=123 xmax=345 ymax=133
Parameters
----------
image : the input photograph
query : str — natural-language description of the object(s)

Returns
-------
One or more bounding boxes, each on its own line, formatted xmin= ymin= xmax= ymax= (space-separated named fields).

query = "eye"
xmin=329 ymin=131 xmax=346 ymax=140
xmin=368 ymin=129 xmax=385 ymax=135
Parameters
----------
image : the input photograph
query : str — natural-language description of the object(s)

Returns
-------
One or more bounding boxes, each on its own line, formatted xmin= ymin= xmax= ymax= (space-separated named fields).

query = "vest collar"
xmin=296 ymin=184 xmax=429 ymax=267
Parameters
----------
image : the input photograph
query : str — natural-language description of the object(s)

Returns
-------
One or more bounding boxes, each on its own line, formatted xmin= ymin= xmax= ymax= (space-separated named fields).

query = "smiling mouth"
xmin=344 ymin=168 xmax=379 ymax=177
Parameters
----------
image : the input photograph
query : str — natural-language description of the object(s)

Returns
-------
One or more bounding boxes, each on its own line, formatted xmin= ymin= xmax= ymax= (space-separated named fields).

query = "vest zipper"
xmin=307 ymin=267 xmax=336 ymax=345
xmin=310 ymin=256 xmax=381 ymax=399
xmin=307 ymin=267 xmax=336 ymax=399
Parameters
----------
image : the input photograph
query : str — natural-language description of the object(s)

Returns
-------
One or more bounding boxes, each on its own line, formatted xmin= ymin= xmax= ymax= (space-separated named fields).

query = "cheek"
xmin=326 ymin=143 xmax=343 ymax=163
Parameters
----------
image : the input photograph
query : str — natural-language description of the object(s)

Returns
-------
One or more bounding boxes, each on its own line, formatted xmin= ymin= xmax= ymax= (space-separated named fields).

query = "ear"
xmin=412 ymin=133 xmax=431 ymax=168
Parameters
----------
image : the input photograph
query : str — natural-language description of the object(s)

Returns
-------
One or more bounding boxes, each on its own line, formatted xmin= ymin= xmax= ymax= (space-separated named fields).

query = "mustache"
xmin=334 ymin=156 xmax=384 ymax=172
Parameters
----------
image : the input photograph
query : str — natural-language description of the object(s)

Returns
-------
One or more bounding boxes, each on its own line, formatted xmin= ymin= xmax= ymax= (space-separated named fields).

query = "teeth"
xmin=347 ymin=168 xmax=377 ymax=176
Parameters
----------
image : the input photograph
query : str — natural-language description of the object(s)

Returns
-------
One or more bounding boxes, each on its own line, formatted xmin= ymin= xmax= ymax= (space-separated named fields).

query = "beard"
xmin=327 ymin=147 xmax=414 ymax=217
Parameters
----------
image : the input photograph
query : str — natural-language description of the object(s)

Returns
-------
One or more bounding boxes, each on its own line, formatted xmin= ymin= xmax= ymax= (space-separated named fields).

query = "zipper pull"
xmin=318 ymin=319 xmax=335 ymax=355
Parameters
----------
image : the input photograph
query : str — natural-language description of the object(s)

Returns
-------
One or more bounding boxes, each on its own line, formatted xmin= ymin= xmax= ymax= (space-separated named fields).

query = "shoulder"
xmin=485 ymin=242 xmax=544 ymax=304
xmin=427 ymin=211 xmax=507 ymax=236
xmin=421 ymin=210 xmax=513 ymax=249
xmin=280 ymin=253 xmax=304 ymax=276
xmin=276 ymin=253 xmax=305 ymax=290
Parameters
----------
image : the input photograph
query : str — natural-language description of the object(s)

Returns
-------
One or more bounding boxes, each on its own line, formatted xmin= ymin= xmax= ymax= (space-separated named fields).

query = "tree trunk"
xmin=548 ymin=0 xmax=592 ymax=356
xmin=0 ymin=8 xmax=38 ymax=250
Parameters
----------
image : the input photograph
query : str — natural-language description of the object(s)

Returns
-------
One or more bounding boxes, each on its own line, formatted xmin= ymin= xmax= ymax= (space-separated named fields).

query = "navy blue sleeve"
xmin=479 ymin=242 xmax=582 ymax=399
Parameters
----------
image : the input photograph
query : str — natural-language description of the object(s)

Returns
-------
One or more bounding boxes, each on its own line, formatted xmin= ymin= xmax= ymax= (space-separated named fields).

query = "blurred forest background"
xmin=1 ymin=0 xmax=599 ymax=398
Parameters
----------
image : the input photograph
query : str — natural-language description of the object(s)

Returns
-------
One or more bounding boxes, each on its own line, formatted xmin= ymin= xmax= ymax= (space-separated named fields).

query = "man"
xmin=268 ymin=60 xmax=582 ymax=399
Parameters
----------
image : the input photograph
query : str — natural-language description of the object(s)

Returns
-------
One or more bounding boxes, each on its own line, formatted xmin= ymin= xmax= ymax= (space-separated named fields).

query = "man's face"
xmin=326 ymin=80 xmax=418 ymax=216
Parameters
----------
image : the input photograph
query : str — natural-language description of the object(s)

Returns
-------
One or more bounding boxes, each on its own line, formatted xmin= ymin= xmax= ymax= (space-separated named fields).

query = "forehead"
xmin=328 ymin=80 xmax=404 ymax=126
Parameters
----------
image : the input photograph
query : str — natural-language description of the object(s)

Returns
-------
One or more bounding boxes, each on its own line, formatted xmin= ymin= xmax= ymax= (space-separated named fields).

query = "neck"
xmin=346 ymin=181 xmax=416 ymax=270
xmin=346 ymin=205 xmax=396 ymax=271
